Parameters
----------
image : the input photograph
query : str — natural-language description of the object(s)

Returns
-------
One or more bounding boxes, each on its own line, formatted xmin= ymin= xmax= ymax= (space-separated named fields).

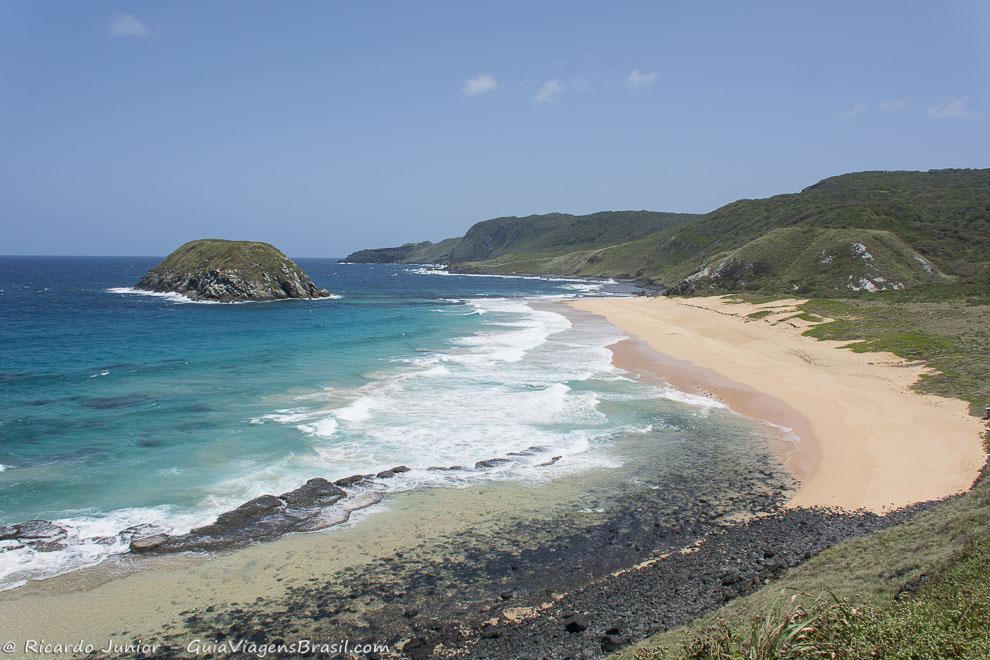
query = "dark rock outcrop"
xmin=136 ymin=239 xmax=332 ymax=302
xmin=129 ymin=478 xmax=346 ymax=554
xmin=0 ymin=520 xmax=68 ymax=552
xmin=474 ymin=458 xmax=511 ymax=469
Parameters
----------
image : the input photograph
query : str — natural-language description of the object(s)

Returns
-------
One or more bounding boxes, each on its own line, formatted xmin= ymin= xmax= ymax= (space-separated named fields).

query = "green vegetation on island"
xmin=137 ymin=239 xmax=331 ymax=302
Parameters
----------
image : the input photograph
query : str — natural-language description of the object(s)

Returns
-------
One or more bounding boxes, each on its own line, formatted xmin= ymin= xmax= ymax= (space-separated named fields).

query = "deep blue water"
xmin=3 ymin=256 xmax=693 ymax=587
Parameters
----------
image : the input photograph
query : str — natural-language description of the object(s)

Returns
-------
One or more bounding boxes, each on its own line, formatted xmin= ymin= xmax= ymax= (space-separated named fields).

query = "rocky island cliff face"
xmin=137 ymin=239 xmax=332 ymax=302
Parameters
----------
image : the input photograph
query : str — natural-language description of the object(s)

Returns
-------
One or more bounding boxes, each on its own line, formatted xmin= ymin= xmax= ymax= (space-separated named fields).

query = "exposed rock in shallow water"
xmin=0 ymin=520 xmax=67 ymax=552
xmin=130 ymin=534 xmax=169 ymax=554
xmin=375 ymin=465 xmax=411 ymax=479
xmin=136 ymin=239 xmax=332 ymax=302
xmin=334 ymin=474 xmax=371 ymax=487
xmin=475 ymin=458 xmax=512 ymax=469
xmin=129 ymin=478 xmax=347 ymax=554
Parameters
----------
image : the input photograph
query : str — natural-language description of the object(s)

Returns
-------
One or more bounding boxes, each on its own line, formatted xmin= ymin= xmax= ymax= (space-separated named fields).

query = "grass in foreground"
xmin=674 ymin=536 xmax=990 ymax=659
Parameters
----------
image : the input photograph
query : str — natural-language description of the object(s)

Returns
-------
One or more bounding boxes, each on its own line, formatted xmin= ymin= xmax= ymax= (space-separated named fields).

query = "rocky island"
xmin=136 ymin=239 xmax=332 ymax=302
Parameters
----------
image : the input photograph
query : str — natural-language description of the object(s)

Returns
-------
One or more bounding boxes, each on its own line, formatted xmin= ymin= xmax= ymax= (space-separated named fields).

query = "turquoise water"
xmin=0 ymin=257 xmax=726 ymax=589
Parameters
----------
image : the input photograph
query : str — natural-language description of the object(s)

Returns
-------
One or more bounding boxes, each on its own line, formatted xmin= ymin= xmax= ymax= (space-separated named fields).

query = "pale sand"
xmin=0 ymin=469 xmax=612 ymax=651
xmin=568 ymin=296 xmax=986 ymax=513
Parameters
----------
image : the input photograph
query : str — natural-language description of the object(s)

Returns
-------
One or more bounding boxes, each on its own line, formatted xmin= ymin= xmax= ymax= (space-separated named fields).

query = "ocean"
xmin=0 ymin=256 xmax=729 ymax=590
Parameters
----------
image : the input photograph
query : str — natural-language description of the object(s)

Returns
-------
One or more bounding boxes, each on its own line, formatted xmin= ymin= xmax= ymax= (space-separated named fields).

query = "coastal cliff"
xmin=137 ymin=239 xmax=332 ymax=302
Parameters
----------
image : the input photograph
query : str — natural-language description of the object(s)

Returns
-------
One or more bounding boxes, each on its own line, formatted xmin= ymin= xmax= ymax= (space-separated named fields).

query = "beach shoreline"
xmin=0 ymin=294 xmax=973 ymax=657
xmin=568 ymin=295 xmax=986 ymax=513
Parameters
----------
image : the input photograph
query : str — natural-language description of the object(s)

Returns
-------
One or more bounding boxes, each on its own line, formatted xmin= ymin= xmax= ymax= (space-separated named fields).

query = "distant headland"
xmin=136 ymin=239 xmax=332 ymax=302
xmin=343 ymin=168 xmax=989 ymax=298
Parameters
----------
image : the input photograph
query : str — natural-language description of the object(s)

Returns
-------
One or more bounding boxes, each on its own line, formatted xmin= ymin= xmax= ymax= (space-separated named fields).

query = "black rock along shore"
xmin=130 ymin=505 xmax=929 ymax=660
xmin=92 ymin=434 xmax=954 ymax=660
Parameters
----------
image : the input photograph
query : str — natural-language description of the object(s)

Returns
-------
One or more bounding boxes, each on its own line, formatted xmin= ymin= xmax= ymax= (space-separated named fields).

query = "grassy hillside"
xmin=664 ymin=227 xmax=947 ymax=296
xmin=147 ymin=239 xmax=298 ymax=274
xmin=447 ymin=211 xmax=698 ymax=262
xmin=651 ymin=168 xmax=990 ymax=281
xmin=342 ymin=237 xmax=461 ymax=264
xmin=343 ymin=168 xmax=989 ymax=295
xmin=409 ymin=169 xmax=989 ymax=296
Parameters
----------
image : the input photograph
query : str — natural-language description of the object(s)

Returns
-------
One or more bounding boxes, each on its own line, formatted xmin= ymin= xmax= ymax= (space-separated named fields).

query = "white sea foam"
xmin=562 ymin=282 xmax=605 ymax=293
xmin=239 ymin=298 xmax=631 ymax=489
xmin=763 ymin=421 xmax=802 ymax=444
xmin=0 ymin=505 xmax=209 ymax=592
xmin=406 ymin=266 xmax=609 ymax=286
xmin=297 ymin=416 xmax=340 ymax=438
xmin=106 ymin=287 xmax=341 ymax=303
xmin=107 ymin=287 xmax=215 ymax=304
xmin=654 ymin=386 xmax=726 ymax=410
xmin=249 ymin=408 xmax=318 ymax=425
xmin=241 ymin=296 xmax=712 ymax=496
xmin=0 ymin=294 xmax=726 ymax=591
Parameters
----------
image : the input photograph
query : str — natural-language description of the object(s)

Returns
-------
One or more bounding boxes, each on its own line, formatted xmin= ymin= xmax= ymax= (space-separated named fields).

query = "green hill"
xmin=342 ymin=211 xmax=696 ymax=266
xmin=447 ymin=211 xmax=698 ymax=262
xmin=632 ymin=168 xmax=990 ymax=289
xmin=344 ymin=169 xmax=990 ymax=297
xmin=342 ymin=237 xmax=461 ymax=264
xmin=137 ymin=239 xmax=331 ymax=302
xmin=664 ymin=226 xmax=947 ymax=295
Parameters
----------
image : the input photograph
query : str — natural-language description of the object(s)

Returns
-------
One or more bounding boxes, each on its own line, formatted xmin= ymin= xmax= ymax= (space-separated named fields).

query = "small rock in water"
xmin=475 ymin=458 xmax=511 ymax=469
xmin=1 ymin=520 xmax=68 ymax=552
xmin=130 ymin=534 xmax=170 ymax=553
xmin=334 ymin=474 xmax=368 ymax=487
xmin=375 ymin=466 xmax=409 ymax=479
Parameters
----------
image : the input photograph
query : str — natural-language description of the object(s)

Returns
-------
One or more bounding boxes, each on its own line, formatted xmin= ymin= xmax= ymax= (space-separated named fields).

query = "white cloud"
xmin=838 ymin=98 xmax=908 ymax=119
xmin=461 ymin=73 xmax=498 ymax=97
xmin=533 ymin=78 xmax=564 ymax=104
xmin=109 ymin=12 xmax=149 ymax=37
xmin=928 ymin=96 xmax=979 ymax=120
xmin=625 ymin=69 xmax=658 ymax=90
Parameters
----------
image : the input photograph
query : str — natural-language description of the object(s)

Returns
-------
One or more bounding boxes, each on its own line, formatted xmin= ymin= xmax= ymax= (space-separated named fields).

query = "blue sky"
xmin=1 ymin=2 xmax=988 ymax=256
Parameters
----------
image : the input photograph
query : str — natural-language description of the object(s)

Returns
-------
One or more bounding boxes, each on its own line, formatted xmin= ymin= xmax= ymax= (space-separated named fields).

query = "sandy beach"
xmin=569 ymin=296 xmax=986 ymax=513
xmin=1 ymin=297 xmax=977 ymax=657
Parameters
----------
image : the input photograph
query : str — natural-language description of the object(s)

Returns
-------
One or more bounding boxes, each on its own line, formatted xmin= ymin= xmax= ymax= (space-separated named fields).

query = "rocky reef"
xmin=136 ymin=239 xmax=332 ymax=302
